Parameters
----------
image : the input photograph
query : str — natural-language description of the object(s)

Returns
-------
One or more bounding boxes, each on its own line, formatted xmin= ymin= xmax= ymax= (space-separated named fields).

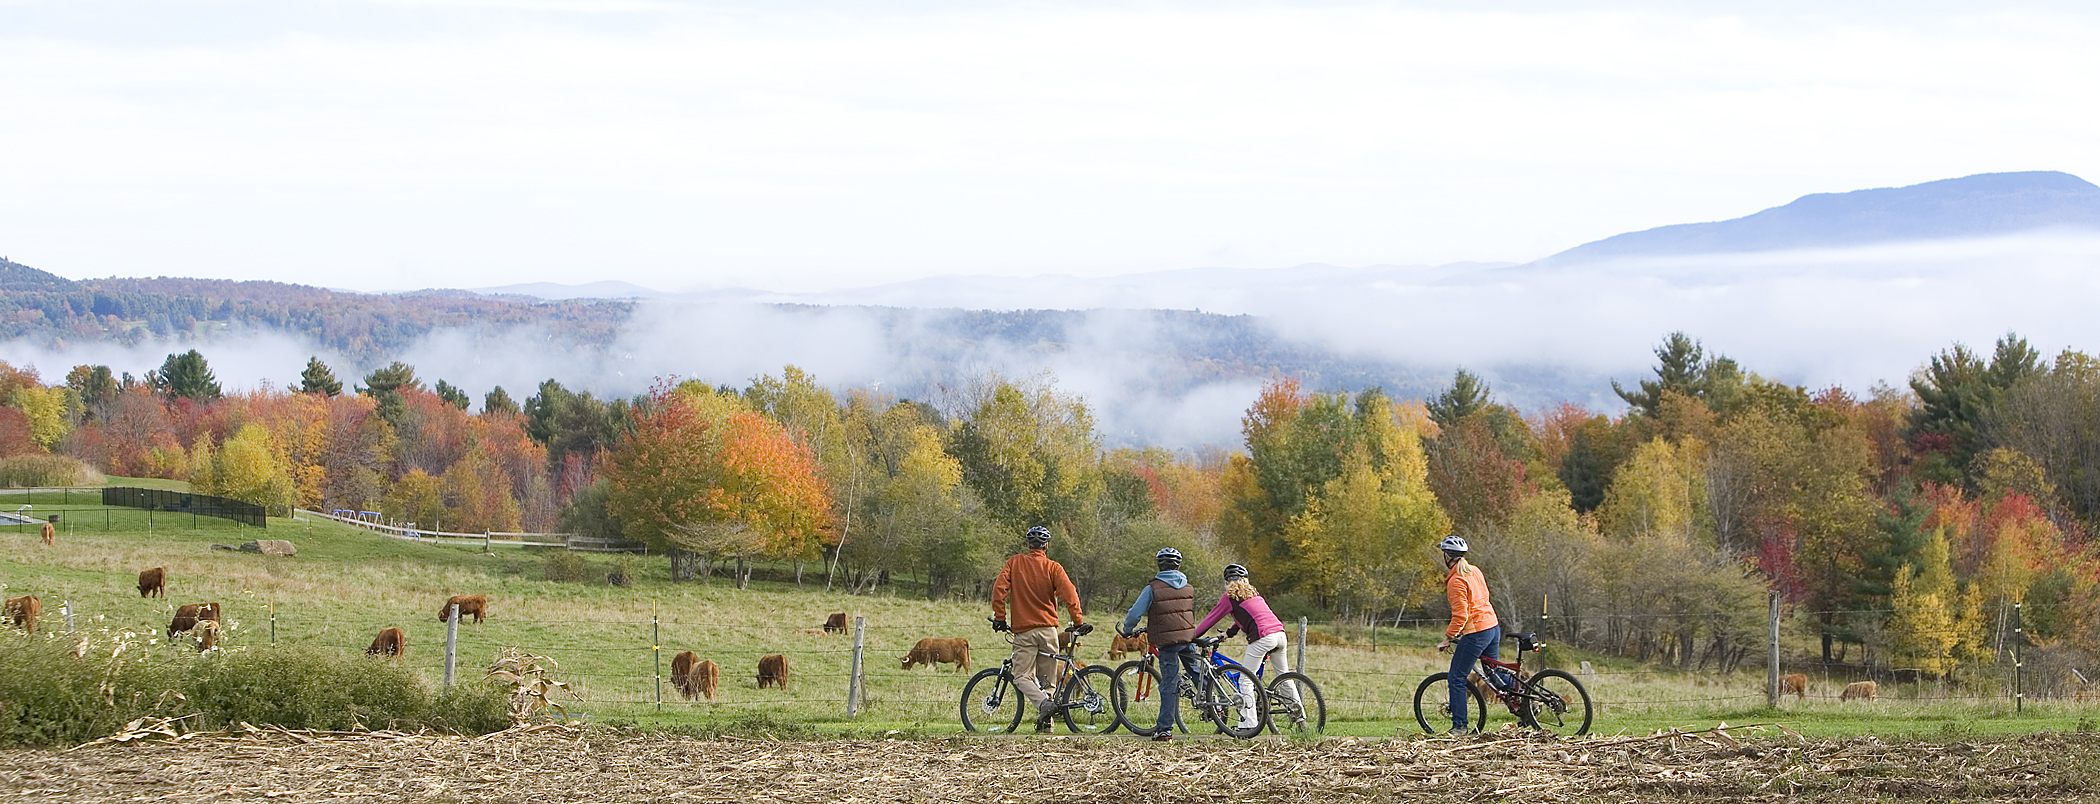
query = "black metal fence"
xmin=100 ymin=487 xmax=267 ymax=528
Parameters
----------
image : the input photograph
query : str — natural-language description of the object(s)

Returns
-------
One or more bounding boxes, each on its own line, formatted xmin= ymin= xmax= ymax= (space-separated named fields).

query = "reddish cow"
xmin=367 ymin=627 xmax=407 ymax=657
xmin=5 ymin=595 xmax=39 ymax=633
xmin=1108 ymin=632 xmax=1149 ymax=661
xmin=196 ymin=620 xmax=220 ymax=651
xmin=823 ymin=612 xmax=848 ymax=634
xmin=900 ymin=637 xmax=971 ymax=672
xmin=1779 ymin=673 xmax=1808 ymax=701
xmin=168 ymin=602 xmax=222 ymax=638
xmin=671 ymin=651 xmax=703 ymax=700
xmin=694 ymin=660 xmax=720 ymax=701
xmin=757 ymin=654 xmax=791 ymax=689
xmin=40 ymin=521 xmax=54 ymax=547
xmin=1840 ymin=680 xmax=1879 ymax=702
xmin=437 ymin=594 xmax=488 ymax=624
xmin=138 ymin=567 xmax=167 ymax=599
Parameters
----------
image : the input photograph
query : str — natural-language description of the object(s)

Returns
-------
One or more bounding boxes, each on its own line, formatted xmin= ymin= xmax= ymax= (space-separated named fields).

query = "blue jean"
xmin=1448 ymin=625 xmax=1501 ymax=730
xmin=1154 ymin=642 xmax=1205 ymax=734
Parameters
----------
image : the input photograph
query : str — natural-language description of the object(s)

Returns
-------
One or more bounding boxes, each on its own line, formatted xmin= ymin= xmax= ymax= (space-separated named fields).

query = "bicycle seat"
xmin=1512 ymin=632 xmax=1542 ymax=652
xmin=1194 ymin=635 xmax=1225 ymax=648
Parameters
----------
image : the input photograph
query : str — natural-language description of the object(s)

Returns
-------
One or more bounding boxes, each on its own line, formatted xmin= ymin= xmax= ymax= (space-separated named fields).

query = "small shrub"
xmin=429 ymin=682 xmax=512 ymax=736
xmin=182 ymin=646 xmax=432 ymax=732
xmin=0 ymin=455 xmax=104 ymax=488
xmin=544 ymin=552 xmax=596 ymax=583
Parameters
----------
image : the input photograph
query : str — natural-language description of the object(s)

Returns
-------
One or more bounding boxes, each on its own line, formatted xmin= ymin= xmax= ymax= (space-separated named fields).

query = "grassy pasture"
xmin=2 ymin=488 xmax=2094 ymax=742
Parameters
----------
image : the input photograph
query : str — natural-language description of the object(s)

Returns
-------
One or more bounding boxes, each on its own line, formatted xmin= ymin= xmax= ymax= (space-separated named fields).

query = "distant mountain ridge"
xmin=1537 ymin=171 xmax=2100 ymax=266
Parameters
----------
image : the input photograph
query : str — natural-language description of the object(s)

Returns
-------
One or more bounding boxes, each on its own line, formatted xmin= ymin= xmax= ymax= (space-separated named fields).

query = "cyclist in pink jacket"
xmin=1194 ymin=564 xmax=1302 ymax=729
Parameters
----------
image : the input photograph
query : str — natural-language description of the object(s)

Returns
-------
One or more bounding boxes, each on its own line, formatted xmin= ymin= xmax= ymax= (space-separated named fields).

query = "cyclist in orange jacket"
xmin=990 ymin=526 xmax=1090 ymax=732
xmin=1434 ymin=535 xmax=1500 ymax=733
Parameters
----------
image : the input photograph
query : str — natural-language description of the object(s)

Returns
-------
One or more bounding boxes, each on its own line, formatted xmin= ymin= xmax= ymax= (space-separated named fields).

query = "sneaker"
xmin=1150 ymin=732 xmax=1173 ymax=742
xmin=1034 ymin=709 xmax=1055 ymax=733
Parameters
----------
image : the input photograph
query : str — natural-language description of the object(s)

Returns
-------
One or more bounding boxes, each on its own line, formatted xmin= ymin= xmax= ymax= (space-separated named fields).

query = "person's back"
xmin=1119 ymin=547 xmax=1201 ymax=742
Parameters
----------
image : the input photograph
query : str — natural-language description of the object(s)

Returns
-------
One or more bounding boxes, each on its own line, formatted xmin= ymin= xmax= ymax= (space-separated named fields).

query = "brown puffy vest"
xmin=1146 ymin=579 xmax=1197 ymax=646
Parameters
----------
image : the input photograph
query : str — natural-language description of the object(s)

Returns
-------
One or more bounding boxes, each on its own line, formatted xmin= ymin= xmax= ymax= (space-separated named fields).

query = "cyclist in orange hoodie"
xmin=1434 ymin=535 xmax=1500 ymax=734
xmin=991 ymin=526 xmax=1090 ymax=732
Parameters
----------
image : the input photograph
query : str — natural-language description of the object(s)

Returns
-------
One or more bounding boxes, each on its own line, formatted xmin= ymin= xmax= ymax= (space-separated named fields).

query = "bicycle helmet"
xmin=1155 ymin=547 xmax=1183 ymax=568
xmin=1437 ymin=535 xmax=1469 ymax=554
xmin=1025 ymin=526 xmax=1051 ymax=548
xmin=1222 ymin=563 xmax=1249 ymax=581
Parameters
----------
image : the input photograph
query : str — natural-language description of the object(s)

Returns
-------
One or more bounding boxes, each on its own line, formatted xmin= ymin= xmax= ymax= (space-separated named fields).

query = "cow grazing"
xmin=196 ymin=620 xmax=221 ymax=651
xmin=138 ymin=567 xmax=167 ymax=599
xmin=168 ymin=602 xmax=222 ymax=638
xmin=5 ymin=595 xmax=39 ymax=633
xmin=757 ymin=653 xmax=791 ymax=689
xmin=1779 ymin=673 xmax=1808 ymax=701
xmin=437 ymin=594 xmax=488 ymax=624
xmin=367 ymin=627 xmax=407 ymax=657
xmin=672 ymin=651 xmax=720 ymax=701
xmin=1058 ymin=628 xmax=1079 ymax=657
xmin=900 ymin=637 xmax=971 ymax=672
xmin=1108 ymin=631 xmax=1149 ymax=661
xmin=1840 ymin=680 xmax=1879 ymax=702
xmin=823 ymin=612 xmax=848 ymax=634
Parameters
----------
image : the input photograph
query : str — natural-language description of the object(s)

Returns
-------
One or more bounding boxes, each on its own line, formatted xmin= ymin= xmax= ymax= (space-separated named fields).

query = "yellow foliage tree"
xmin=8 ymin=385 xmax=70 ymax=449
xmin=1598 ymin=437 xmax=1712 ymax=544
xmin=202 ymin=424 xmax=299 ymax=516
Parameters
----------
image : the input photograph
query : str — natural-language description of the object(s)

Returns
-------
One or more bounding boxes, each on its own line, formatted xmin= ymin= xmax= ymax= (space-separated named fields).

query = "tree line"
xmin=3 ymin=330 xmax=2099 ymax=679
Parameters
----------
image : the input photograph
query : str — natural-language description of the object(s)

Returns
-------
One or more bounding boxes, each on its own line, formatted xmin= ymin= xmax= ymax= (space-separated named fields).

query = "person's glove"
xmin=990 ymin=619 xmax=1010 ymax=632
xmin=1224 ymin=625 xmax=1240 ymax=639
xmin=1117 ymin=627 xmax=1137 ymax=639
xmin=1072 ymin=623 xmax=1094 ymax=636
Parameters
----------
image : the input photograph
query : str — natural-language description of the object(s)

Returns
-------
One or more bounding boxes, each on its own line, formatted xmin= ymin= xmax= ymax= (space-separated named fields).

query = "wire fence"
xmin=37 ymin=593 xmax=2098 ymax=730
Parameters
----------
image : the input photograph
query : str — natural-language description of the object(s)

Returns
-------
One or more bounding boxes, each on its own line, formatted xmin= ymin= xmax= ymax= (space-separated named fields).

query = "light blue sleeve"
xmin=1121 ymin=585 xmax=1154 ymax=635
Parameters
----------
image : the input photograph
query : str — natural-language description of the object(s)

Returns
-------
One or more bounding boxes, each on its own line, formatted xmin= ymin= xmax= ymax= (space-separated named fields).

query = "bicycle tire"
xmin=1264 ymin=671 xmax=1326 ymax=735
xmin=1061 ymin=665 xmax=1119 ymax=735
xmin=1208 ymin=670 xmax=1267 ymax=739
xmin=1412 ymin=671 xmax=1488 ymax=734
xmin=1111 ymin=660 xmax=1173 ymax=736
xmin=960 ymin=668 xmax=1026 ymax=734
xmin=1519 ymin=668 xmax=1594 ymax=736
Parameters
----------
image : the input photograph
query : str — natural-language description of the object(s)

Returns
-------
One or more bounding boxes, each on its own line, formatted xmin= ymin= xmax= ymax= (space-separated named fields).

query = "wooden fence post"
xmin=444 ymin=604 xmax=459 ymax=689
xmin=847 ymin=616 xmax=867 ymax=719
xmin=1296 ymin=617 xmax=1307 ymax=673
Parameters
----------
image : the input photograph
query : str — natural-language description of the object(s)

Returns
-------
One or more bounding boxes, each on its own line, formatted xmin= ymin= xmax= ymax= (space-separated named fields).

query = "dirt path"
xmin=2 ymin=725 xmax=2095 ymax=803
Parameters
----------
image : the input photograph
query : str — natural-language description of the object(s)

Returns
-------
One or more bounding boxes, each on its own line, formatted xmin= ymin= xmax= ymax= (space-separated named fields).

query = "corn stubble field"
xmin=5 ymin=491 xmax=2100 ymax=801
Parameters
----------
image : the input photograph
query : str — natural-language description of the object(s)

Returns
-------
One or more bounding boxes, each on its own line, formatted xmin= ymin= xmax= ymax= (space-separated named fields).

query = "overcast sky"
xmin=3 ymin=0 xmax=2097 ymax=293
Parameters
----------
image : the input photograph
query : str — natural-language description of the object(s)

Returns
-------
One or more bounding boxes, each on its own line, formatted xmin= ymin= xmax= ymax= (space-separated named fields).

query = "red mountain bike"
xmin=1413 ymin=631 xmax=1593 ymax=735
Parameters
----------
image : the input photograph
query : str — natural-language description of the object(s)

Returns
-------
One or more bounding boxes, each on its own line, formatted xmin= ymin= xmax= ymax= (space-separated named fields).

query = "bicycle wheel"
xmin=1413 ymin=672 xmax=1488 ymax=734
xmin=1207 ymin=671 xmax=1267 ymax=739
xmin=960 ymin=668 xmax=1026 ymax=734
xmin=1111 ymin=661 xmax=1169 ymax=736
xmin=1061 ymin=665 xmax=1119 ymax=735
xmin=1264 ymin=672 xmax=1326 ymax=735
xmin=1519 ymin=668 xmax=1594 ymax=736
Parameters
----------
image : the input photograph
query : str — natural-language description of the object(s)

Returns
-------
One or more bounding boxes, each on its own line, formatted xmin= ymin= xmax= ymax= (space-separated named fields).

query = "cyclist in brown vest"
xmin=1118 ymin=547 xmax=1201 ymax=742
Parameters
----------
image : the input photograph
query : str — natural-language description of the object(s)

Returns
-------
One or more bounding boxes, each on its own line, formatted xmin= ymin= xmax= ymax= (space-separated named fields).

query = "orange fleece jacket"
xmin=1445 ymin=559 xmax=1499 ymax=639
xmin=991 ymin=549 xmax=1085 ymax=631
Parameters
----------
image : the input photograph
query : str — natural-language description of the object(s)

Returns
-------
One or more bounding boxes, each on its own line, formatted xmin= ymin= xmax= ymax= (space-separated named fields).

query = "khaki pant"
xmin=1008 ymin=626 xmax=1060 ymax=713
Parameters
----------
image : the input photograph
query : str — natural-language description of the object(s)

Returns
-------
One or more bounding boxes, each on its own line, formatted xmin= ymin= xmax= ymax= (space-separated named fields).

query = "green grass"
xmin=2 ymin=500 xmax=2091 ymax=743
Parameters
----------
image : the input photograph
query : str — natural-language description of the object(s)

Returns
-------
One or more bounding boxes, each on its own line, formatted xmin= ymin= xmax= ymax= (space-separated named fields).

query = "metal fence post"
xmin=653 ymin=605 xmax=663 ymax=714
xmin=270 ymin=600 xmax=277 ymax=644
xmin=847 ymin=615 xmax=867 ymax=719
xmin=2014 ymin=603 xmax=2024 ymax=713
xmin=444 ymin=604 xmax=459 ymax=689
xmin=1296 ymin=617 xmax=1307 ymax=673
xmin=62 ymin=600 xmax=73 ymax=633
xmin=1766 ymin=591 xmax=1780 ymax=708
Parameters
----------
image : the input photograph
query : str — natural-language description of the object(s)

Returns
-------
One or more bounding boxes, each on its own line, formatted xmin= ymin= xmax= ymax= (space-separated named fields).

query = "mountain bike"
xmin=960 ymin=622 xmax=1117 ymax=734
xmin=1112 ymin=635 xmax=1317 ymax=738
xmin=1412 ymin=630 xmax=1593 ymax=736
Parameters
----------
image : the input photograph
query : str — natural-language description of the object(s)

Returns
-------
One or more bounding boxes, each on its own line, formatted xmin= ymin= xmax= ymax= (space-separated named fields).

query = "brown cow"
xmin=1108 ymin=631 xmax=1149 ymax=661
xmin=436 ymin=594 xmax=487 ymax=624
xmin=5 ymin=595 xmax=39 ymax=633
xmin=757 ymin=653 xmax=791 ymax=689
xmin=823 ymin=612 xmax=848 ymax=634
xmin=1778 ymin=673 xmax=1808 ymax=701
xmin=672 ymin=651 xmax=721 ymax=701
xmin=138 ymin=567 xmax=167 ymax=599
xmin=367 ymin=627 xmax=407 ymax=657
xmin=168 ymin=602 xmax=222 ymax=638
xmin=196 ymin=620 xmax=221 ymax=651
xmin=900 ymin=637 xmax=971 ymax=672
xmin=40 ymin=520 xmax=54 ymax=547
xmin=1840 ymin=680 xmax=1879 ymax=702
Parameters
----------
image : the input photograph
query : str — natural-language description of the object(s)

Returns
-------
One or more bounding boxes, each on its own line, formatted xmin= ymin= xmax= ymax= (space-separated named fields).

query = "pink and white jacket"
xmin=1194 ymin=592 xmax=1285 ymax=643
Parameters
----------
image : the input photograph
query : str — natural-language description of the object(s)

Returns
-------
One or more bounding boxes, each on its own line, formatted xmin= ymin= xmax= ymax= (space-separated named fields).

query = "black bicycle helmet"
xmin=1223 ymin=563 xmax=1249 ymax=581
xmin=1025 ymin=526 xmax=1051 ymax=548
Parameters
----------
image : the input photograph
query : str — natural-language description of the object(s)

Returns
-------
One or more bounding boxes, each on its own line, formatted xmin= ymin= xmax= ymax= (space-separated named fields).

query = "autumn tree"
xmin=195 ymin=424 xmax=299 ymax=516
xmin=65 ymin=365 xmax=117 ymax=418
